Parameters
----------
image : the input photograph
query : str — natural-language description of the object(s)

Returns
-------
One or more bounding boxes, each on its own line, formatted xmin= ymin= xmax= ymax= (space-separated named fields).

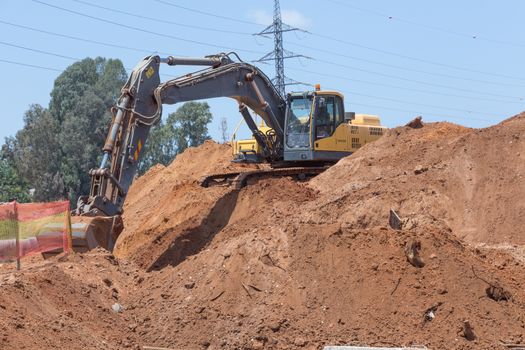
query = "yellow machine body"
xmin=231 ymin=120 xmax=273 ymax=163
xmin=233 ymin=90 xmax=387 ymax=163
xmin=314 ymin=114 xmax=386 ymax=152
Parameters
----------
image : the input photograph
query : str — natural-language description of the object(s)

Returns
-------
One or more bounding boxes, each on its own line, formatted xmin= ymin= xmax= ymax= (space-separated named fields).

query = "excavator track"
xmin=201 ymin=166 xmax=328 ymax=190
xmin=200 ymin=172 xmax=242 ymax=188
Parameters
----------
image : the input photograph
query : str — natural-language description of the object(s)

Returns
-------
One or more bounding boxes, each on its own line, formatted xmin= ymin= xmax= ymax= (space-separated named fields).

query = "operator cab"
xmin=283 ymin=89 xmax=385 ymax=163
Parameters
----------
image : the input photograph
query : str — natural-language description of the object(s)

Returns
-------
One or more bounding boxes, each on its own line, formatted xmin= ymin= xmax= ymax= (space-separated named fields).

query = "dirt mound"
xmin=127 ymin=223 xmax=525 ymax=349
xmin=310 ymin=113 xmax=525 ymax=244
xmin=114 ymin=140 xmax=262 ymax=266
xmin=3 ymin=115 xmax=525 ymax=349
xmin=110 ymin=123 xmax=525 ymax=348
xmin=0 ymin=249 xmax=143 ymax=350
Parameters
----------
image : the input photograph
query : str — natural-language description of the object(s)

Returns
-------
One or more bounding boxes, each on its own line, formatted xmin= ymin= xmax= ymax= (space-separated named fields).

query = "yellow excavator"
xmin=60 ymin=53 xmax=386 ymax=254
xmin=231 ymin=104 xmax=385 ymax=163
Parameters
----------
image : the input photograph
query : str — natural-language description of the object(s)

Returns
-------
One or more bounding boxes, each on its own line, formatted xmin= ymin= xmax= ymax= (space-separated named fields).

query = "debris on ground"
xmin=404 ymin=239 xmax=426 ymax=268
xmin=463 ymin=320 xmax=477 ymax=341
xmin=405 ymin=116 xmax=424 ymax=129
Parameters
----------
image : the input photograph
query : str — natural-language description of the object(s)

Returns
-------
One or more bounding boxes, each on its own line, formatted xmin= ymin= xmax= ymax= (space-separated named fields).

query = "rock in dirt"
xmin=111 ymin=303 xmax=123 ymax=313
xmin=404 ymin=239 xmax=426 ymax=268
xmin=269 ymin=321 xmax=281 ymax=332
xmin=486 ymin=284 xmax=511 ymax=301
xmin=463 ymin=320 xmax=477 ymax=341
xmin=414 ymin=165 xmax=429 ymax=175
xmin=389 ymin=209 xmax=403 ymax=230
xmin=406 ymin=116 xmax=424 ymax=129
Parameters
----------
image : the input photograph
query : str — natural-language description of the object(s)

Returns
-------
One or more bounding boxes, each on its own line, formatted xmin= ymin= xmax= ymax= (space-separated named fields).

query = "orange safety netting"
xmin=0 ymin=201 xmax=72 ymax=262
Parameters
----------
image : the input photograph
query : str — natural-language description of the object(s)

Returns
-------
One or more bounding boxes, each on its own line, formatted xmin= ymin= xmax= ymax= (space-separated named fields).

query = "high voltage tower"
xmin=254 ymin=0 xmax=309 ymax=97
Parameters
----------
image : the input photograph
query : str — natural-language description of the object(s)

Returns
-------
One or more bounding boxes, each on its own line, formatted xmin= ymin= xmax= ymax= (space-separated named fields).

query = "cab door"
xmin=313 ymin=94 xmax=349 ymax=152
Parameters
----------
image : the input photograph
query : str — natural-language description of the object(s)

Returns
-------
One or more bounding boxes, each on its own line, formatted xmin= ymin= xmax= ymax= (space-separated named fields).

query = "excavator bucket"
xmin=41 ymin=215 xmax=123 ymax=259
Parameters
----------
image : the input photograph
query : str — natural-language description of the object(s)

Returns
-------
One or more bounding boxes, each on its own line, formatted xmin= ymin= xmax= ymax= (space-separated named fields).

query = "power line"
xmin=287 ymin=41 xmax=525 ymax=88
xmin=152 ymin=0 xmax=264 ymax=27
xmin=6 ymin=2 xmax=519 ymax=123
xmin=348 ymin=100 xmax=498 ymax=123
xmin=6 ymin=17 xmax=519 ymax=102
xmin=0 ymin=20 xmax=171 ymax=56
xmin=0 ymin=20 xmax=197 ymax=82
xmin=146 ymin=0 xmax=525 ymax=81
xmin=70 ymin=0 xmax=253 ymax=36
xmin=0 ymin=58 xmax=62 ymax=72
xmin=339 ymin=89 xmax=497 ymax=117
xmin=32 ymin=0 xmax=521 ymax=99
xmin=1 ymin=35 xmax=515 ymax=119
xmin=0 ymin=59 xmax=499 ymax=124
xmin=0 ymin=40 xmax=181 ymax=79
xmin=324 ymin=0 xmax=525 ymax=49
xmin=287 ymin=66 xmax=523 ymax=105
xmin=0 ymin=40 xmax=80 ymax=61
xmin=31 ymin=0 xmax=265 ymax=55
xmin=0 ymin=39 xmax=502 ymax=120
xmin=310 ymin=32 xmax=525 ymax=82
xmin=316 ymin=58 xmax=524 ymax=100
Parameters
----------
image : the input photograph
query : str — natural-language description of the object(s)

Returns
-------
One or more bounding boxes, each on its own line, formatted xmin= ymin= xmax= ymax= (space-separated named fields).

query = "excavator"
xmin=65 ymin=52 xmax=386 ymax=253
xmin=231 ymin=112 xmax=385 ymax=163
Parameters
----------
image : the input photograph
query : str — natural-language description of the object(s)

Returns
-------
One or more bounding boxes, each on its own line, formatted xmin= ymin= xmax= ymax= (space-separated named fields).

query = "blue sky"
xmin=1 ymin=0 xmax=525 ymax=142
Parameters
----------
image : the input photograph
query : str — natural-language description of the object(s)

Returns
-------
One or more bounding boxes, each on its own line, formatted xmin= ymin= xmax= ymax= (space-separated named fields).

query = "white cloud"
xmin=251 ymin=9 xmax=273 ymax=26
xmin=282 ymin=9 xmax=311 ymax=28
xmin=250 ymin=8 xmax=311 ymax=28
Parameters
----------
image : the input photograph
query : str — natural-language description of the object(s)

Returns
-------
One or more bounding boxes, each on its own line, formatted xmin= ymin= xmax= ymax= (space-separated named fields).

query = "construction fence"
xmin=0 ymin=200 xmax=72 ymax=263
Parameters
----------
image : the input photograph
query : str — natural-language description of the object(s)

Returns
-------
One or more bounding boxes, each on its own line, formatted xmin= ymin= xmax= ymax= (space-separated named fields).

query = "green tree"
xmin=49 ymin=58 xmax=99 ymax=123
xmin=168 ymin=101 xmax=212 ymax=153
xmin=0 ymin=144 xmax=31 ymax=203
xmin=59 ymin=89 xmax=109 ymax=202
xmin=7 ymin=57 xmax=127 ymax=202
xmin=138 ymin=102 xmax=213 ymax=173
xmin=137 ymin=120 xmax=177 ymax=175
xmin=54 ymin=58 xmax=127 ymax=202
xmin=10 ymin=105 xmax=63 ymax=201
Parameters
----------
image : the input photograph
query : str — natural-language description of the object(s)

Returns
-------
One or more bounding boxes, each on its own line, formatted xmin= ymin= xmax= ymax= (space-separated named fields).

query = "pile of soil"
xmin=2 ymin=114 xmax=525 ymax=349
xmin=128 ymin=226 xmax=525 ymax=349
xmin=310 ymin=114 xmax=525 ymax=245
xmin=114 ymin=140 xmax=263 ymax=267
xmin=0 ymin=250 xmax=142 ymax=349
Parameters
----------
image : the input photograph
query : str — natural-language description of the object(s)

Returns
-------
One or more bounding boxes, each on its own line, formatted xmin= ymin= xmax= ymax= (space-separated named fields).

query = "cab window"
xmin=315 ymin=96 xmax=335 ymax=139
xmin=285 ymin=95 xmax=313 ymax=148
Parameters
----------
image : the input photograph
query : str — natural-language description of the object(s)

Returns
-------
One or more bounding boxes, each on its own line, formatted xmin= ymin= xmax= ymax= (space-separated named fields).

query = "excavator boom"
xmin=67 ymin=53 xmax=290 ymax=253
xmin=78 ymin=53 xmax=286 ymax=217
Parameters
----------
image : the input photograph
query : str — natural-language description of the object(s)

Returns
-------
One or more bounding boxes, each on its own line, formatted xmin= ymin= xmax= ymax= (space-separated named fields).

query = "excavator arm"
xmin=77 ymin=53 xmax=286 ymax=217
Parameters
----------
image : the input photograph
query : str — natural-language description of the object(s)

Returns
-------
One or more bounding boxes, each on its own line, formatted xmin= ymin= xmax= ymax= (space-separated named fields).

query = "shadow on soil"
xmin=147 ymin=190 xmax=239 ymax=271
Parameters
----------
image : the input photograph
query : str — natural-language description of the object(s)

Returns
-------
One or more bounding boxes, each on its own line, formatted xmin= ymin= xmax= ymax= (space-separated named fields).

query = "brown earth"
xmin=114 ymin=140 xmax=264 ymax=268
xmin=309 ymin=116 xmax=525 ymax=245
xmin=0 ymin=250 xmax=141 ymax=349
xmin=2 ymin=114 xmax=525 ymax=350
